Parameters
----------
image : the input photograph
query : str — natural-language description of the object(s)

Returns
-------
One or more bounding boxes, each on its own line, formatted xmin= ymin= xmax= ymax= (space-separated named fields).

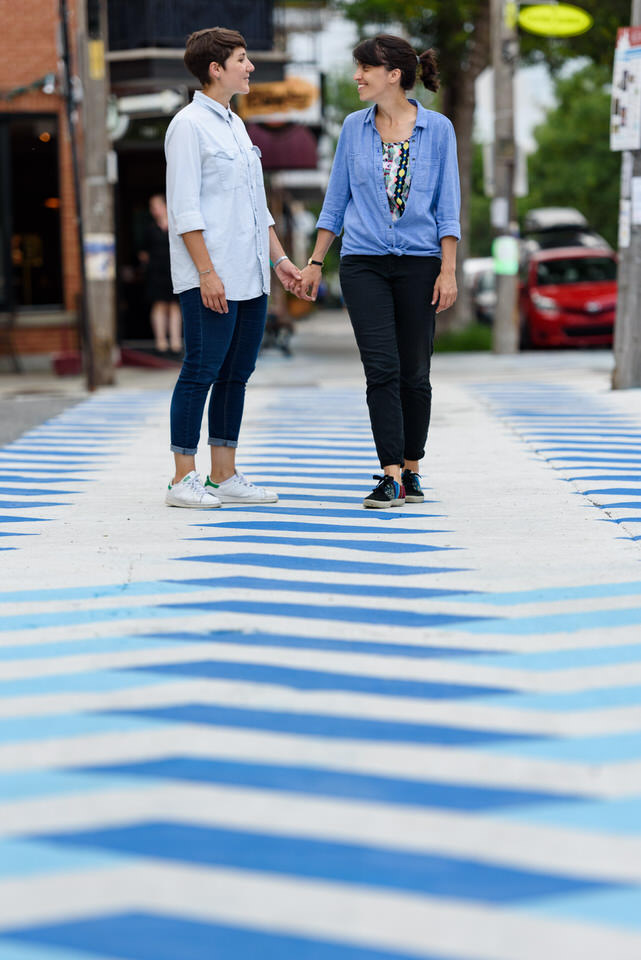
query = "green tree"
xmin=520 ymin=63 xmax=620 ymax=247
xmin=335 ymin=0 xmax=627 ymax=323
xmin=519 ymin=0 xmax=631 ymax=75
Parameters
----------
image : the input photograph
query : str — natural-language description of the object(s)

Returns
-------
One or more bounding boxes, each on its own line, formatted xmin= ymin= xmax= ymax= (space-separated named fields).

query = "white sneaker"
xmin=205 ymin=470 xmax=278 ymax=504
xmin=166 ymin=470 xmax=222 ymax=508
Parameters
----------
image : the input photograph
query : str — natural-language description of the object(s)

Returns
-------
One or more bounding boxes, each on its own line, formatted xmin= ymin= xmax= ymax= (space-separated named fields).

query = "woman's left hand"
xmin=432 ymin=271 xmax=457 ymax=313
xmin=275 ymin=259 xmax=303 ymax=294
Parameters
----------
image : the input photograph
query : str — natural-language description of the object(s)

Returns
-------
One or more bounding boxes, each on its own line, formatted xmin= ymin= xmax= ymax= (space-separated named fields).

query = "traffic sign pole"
xmin=491 ymin=0 xmax=520 ymax=354
xmin=613 ymin=4 xmax=641 ymax=389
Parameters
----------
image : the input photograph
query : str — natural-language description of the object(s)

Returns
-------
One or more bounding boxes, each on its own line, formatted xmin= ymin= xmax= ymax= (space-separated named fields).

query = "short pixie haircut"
xmin=184 ymin=27 xmax=247 ymax=86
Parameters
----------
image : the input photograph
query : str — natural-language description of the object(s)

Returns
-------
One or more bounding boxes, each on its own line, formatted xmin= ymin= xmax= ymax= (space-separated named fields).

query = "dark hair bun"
xmin=418 ymin=49 xmax=439 ymax=93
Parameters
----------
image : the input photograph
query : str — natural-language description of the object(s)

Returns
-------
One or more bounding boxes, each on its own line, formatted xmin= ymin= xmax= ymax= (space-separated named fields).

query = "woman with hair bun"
xmin=298 ymin=34 xmax=460 ymax=509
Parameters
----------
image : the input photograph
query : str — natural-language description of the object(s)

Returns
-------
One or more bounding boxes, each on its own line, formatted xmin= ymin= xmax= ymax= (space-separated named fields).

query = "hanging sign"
xmin=610 ymin=28 xmax=641 ymax=151
xmin=518 ymin=4 xmax=593 ymax=38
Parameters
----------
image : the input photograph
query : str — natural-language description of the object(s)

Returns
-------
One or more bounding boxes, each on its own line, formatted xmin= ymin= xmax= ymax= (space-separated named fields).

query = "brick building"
xmin=0 ymin=0 xmax=279 ymax=367
xmin=0 ymin=0 xmax=81 ymax=362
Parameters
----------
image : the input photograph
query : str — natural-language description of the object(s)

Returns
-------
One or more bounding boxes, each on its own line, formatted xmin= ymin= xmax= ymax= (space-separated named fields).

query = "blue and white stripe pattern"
xmin=0 ymin=383 xmax=641 ymax=959
xmin=475 ymin=382 xmax=641 ymax=540
xmin=0 ymin=392 xmax=162 ymax=552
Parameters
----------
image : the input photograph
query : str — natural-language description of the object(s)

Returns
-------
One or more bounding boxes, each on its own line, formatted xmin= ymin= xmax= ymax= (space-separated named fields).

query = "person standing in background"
xmin=297 ymin=35 xmax=460 ymax=509
xmin=165 ymin=27 xmax=304 ymax=509
xmin=138 ymin=194 xmax=182 ymax=355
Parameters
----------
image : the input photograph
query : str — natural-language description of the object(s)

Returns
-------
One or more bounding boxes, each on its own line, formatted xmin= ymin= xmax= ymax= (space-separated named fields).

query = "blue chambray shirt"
xmin=317 ymin=100 xmax=460 ymax=258
xmin=165 ymin=91 xmax=274 ymax=299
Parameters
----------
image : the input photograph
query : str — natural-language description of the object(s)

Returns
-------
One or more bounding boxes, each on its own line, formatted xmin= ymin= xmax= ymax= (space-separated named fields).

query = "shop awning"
xmin=247 ymin=123 xmax=318 ymax=171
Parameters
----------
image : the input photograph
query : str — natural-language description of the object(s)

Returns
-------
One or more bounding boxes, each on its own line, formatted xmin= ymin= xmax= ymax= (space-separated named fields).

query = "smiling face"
xmin=209 ymin=46 xmax=254 ymax=98
xmin=353 ymin=61 xmax=399 ymax=102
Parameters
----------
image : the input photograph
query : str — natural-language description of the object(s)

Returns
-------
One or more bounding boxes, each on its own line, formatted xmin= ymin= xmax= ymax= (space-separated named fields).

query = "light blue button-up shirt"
xmin=165 ymin=90 xmax=274 ymax=299
xmin=317 ymin=100 xmax=460 ymax=258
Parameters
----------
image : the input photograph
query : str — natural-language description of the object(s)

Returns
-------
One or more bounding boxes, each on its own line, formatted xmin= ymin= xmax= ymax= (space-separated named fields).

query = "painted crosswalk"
xmin=0 ymin=370 xmax=641 ymax=958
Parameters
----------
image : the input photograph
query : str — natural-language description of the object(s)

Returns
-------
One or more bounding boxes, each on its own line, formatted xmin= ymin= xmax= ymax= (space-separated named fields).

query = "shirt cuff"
xmin=316 ymin=213 xmax=343 ymax=234
xmin=437 ymin=221 xmax=461 ymax=241
xmin=266 ymin=210 xmax=275 ymax=228
xmin=174 ymin=210 xmax=206 ymax=235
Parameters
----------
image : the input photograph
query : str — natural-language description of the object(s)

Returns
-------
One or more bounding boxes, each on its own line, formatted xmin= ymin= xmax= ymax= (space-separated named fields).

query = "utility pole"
xmin=491 ymin=0 xmax=519 ymax=353
xmin=613 ymin=0 xmax=641 ymax=389
xmin=77 ymin=0 xmax=116 ymax=388
xmin=59 ymin=0 xmax=93 ymax=386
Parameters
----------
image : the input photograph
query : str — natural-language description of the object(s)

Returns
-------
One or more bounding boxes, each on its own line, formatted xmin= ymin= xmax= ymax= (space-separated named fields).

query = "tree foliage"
xmin=519 ymin=63 xmax=620 ymax=246
xmin=519 ymin=0 xmax=631 ymax=74
xmin=336 ymin=0 xmax=490 ymax=92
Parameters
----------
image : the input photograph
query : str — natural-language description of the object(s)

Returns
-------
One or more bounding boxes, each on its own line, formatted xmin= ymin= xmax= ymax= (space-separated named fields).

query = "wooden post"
xmin=491 ymin=0 xmax=519 ymax=354
xmin=77 ymin=0 xmax=116 ymax=387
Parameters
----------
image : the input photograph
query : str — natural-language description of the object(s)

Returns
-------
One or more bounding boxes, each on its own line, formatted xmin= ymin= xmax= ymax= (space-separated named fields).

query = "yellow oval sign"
xmin=518 ymin=3 xmax=593 ymax=38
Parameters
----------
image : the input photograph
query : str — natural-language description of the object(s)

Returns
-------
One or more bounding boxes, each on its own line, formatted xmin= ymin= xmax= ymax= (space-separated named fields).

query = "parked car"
xmin=472 ymin=266 xmax=496 ymax=325
xmin=519 ymin=246 xmax=617 ymax=348
xmin=521 ymin=207 xmax=612 ymax=261
xmin=463 ymin=257 xmax=496 ymax=325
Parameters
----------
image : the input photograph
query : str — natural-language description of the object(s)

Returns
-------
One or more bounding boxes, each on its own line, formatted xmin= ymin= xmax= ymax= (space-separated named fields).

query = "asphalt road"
xmin=0 ymin=393 xmax=82 ymax=446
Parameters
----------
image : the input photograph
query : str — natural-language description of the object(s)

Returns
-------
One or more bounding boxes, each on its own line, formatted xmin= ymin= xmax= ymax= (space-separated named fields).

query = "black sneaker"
xmin=402 ymin=469 xmax=424 ymax=503
xmin=363 ymin=474 xmax=406 ymax=509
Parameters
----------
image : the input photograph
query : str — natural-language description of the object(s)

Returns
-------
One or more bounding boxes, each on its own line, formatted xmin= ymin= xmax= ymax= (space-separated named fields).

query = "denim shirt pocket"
xmin=348 ymin=153 xmax=367 ymax=186
xmin=412 ymin=154 xmax=440 ymax=191
xmin=204 ymin=149 xmax=237 ymax=189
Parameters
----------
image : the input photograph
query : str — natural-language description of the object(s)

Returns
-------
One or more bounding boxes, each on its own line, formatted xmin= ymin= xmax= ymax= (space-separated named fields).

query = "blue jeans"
xmin=170 ymin=288 xmax=267 ymax=455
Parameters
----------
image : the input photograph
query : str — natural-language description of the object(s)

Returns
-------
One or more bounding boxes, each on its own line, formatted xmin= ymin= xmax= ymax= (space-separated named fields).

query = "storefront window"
xmin=1 ymin=115 xmax=63 ymax=308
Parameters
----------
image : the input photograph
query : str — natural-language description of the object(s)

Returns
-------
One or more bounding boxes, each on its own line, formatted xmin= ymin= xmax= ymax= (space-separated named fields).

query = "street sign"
xmin=116 ymin=90 xmax=185 ymax=116
xmin=611 ymin=27 xmax=641 ymax=151
xmin=518 ymin=3 xmax=593 ymax=38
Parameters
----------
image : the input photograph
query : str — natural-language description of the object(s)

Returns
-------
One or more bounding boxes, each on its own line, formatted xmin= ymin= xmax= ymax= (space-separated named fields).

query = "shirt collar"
xmin=193 ymin=89 xmax=234 ymax=122
xmin=364 ymin=99 xmax=427 ymax=128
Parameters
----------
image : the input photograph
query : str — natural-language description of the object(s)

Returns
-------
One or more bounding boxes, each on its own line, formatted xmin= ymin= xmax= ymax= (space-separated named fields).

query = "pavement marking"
xmin=2 ymin=375 xmax=641 ymax=958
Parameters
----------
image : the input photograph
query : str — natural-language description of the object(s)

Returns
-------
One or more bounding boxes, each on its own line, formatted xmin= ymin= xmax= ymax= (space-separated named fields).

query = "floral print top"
xmin=382 ymin=139 xmax=412 ymax=219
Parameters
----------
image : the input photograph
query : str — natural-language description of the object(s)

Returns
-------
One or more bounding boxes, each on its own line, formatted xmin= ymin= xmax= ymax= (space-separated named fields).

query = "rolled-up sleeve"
xmin=316 ymin=123 xmax=351 ymax=235
xmin=165 ymin=117 xmax=206 ymax=236
xmin=434 ymin=120 xmax=461 ymax=242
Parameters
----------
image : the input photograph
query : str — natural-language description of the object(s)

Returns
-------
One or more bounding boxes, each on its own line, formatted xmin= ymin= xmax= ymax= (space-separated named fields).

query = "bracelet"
xmin=198 ymin=268 xmax=212 ymax=277
xmin=273 ymin=255 xmax=289 ymax=269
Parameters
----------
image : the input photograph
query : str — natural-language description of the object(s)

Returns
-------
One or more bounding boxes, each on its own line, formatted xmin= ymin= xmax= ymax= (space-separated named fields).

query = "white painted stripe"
xmin=2 ymin=782 xmax=641 ymax=884
xmin=2 ymin=676 xmax=641 ymax=738
xmin=0 ymin=727 xmax=637 ymax=797
xmin=0 ymin=864 xmax=639 ymax=960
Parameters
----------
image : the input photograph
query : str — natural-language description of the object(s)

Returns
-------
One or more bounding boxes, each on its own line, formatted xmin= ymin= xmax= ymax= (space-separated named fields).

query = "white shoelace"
xmin=234 ymin=471 xmax=259 ymax=492
xmin=184 ymin=472 xmax=209 ymax=497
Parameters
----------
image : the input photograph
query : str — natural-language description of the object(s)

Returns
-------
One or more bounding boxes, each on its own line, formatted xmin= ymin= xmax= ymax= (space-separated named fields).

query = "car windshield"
xmin=536 ymin=257 xmax=617 ymax=286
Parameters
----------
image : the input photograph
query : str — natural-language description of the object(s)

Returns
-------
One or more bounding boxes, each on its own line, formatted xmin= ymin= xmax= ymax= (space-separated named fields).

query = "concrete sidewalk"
xmin=1 ymin=311 xmax=641 ymax=959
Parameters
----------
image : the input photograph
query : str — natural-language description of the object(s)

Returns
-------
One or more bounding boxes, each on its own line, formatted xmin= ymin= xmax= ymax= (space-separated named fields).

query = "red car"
xmin=520 ymin=247 xmax=617 ymax=348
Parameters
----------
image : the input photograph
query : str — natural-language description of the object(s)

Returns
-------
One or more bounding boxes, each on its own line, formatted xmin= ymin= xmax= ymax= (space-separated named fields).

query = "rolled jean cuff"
xmin=170 ymin=443 xmax=198 ymax=455
xmin=209 ymin=437 xmax=238 ymax=448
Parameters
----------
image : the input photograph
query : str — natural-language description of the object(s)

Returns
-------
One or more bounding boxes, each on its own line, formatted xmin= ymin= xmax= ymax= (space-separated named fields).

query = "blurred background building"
xmin=0 ymin=0 xmax=328 ymax=370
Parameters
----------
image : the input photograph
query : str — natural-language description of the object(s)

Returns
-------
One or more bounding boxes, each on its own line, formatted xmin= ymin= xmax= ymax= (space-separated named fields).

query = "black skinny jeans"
xmin=339 ymin=254 xmax=441 ymax=468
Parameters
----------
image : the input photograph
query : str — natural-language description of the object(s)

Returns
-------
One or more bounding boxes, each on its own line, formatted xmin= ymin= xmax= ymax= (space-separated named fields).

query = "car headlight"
xmin=531 ymin=292 xmax=559 ymax=312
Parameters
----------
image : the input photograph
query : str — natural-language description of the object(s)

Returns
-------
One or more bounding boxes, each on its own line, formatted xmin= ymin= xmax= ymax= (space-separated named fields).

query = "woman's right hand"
xmin=200 ymin=271 xmax=228 ymax=314
xmin=297 ymin=264 xmax=322 ymax=302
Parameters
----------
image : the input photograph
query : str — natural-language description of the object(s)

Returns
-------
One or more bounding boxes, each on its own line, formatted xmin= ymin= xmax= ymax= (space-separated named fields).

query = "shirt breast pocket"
xmin=204 ymin=149 xmax=237 ymax=189
xmin=348 ymin=153 xmax=367 ymax=186
xmin=412 ymin=155 xmax=440 ymax=191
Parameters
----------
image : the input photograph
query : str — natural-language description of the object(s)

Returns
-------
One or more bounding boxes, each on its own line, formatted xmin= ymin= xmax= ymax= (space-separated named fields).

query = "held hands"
xmin=275 ymin=258 xmax=303 ymax=293
xmin=294 ymin=264 xmax=322 ymax=302
xmin=432 ymin=270 xmax=457 ymax=314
